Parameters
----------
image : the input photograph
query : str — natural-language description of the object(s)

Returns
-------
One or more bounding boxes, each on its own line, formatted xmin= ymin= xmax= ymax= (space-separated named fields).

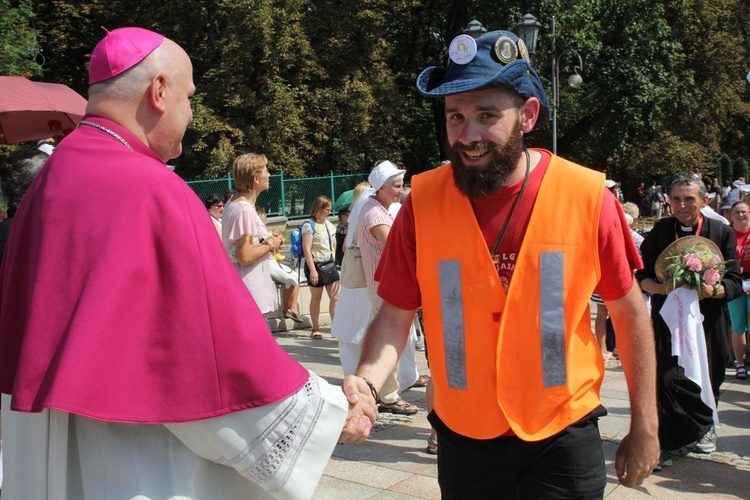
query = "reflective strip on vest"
xmin=540 ymin=251 xmax=566 ymax=388
xmin=438 ymin=260 xmax=467 ymax=389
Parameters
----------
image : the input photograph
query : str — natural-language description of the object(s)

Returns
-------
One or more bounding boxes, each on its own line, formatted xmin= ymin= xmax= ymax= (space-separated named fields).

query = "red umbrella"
xmin=0 ymin=76 xmax=87 ymax=144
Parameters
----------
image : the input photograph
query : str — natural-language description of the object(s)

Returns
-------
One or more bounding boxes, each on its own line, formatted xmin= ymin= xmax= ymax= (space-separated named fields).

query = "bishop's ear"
xmin=149 ymin=73 xmax=169 ymax=114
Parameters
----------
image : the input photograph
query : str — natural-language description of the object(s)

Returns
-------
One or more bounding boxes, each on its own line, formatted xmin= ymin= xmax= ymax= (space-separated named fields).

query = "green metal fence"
xmin=186 ymin=171 xmax=367 ymax=220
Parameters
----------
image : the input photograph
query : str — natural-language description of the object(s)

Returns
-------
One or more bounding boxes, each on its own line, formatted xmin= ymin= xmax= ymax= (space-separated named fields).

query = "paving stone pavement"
xmin=272 ymin=327 xmax=750 ymax=499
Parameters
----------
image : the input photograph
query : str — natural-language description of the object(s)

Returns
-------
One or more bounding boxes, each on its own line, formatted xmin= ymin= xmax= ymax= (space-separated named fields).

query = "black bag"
xmin=311 ymin=221 xmax=339 ymax=286
xmin=315 ymin=260 xmax=339 ymax=285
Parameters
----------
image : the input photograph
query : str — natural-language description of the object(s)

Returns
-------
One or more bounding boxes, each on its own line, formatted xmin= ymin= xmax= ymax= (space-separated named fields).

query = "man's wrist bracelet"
xmin=360 ymin=376 xmax=381 ymax=404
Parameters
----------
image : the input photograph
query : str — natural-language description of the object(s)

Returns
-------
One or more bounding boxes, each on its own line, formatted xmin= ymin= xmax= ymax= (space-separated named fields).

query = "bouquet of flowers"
xmin=655 ymin=236 xmax=730 ymax=291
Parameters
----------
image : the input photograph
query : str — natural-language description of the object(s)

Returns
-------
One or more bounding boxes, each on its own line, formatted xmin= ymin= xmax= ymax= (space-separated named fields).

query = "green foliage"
xmin=719 ymin=155 xmax=733 ymax=183
xmin=735 ymin=157 xmax=750 ymax=183
xmin=0 ymin=0 xmax=43 ymax=76
xmin=180 ymin=95 xmax=244 ymax=179
xmin=13 ymin=0 xmax=750 ymax=185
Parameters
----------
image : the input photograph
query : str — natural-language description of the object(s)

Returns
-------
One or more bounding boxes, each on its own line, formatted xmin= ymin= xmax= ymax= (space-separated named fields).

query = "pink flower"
xmin=683 ymin=253 xmax=696 ymax=262
xmin=705 ymin=256 xmax=720 ymax=268
xmin=703 ymin=268 xmax=720 ymax=285
xmin=685 ymin=256 xmax=703 ymax=272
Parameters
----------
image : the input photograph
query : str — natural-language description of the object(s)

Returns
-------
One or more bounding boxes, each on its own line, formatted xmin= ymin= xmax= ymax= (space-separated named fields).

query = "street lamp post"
xmin=515 ymin=14 xmax=584 ymax=155
xmin=514 ymin=13 xmax=542 ymax=60
xmin=462 ymin=19 xmax=487 ymax=39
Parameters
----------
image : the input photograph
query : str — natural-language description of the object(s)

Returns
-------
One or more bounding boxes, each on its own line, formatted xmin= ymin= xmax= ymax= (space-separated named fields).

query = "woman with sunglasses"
xmin=204 ymin=193 xmax=224 ymax=239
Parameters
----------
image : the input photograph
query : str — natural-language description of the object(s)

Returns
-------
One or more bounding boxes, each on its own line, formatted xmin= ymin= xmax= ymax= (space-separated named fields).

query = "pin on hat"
xmin=449 ymin=35 xmax=478 ymax=65
xmin=493 ymin=35 xmax=518 ymax=64
xmin=89 ymin=27 xmax=164 ymax=85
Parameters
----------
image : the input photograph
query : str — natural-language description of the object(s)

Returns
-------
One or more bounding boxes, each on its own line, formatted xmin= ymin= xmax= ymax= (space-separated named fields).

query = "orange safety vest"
xmin=412 ymin=153 xmax=605 ymax=440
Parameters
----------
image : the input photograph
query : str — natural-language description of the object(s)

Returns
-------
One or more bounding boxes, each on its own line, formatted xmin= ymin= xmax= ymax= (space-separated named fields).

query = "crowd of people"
xmin=0 ymin=24 xmax=746 ymax=500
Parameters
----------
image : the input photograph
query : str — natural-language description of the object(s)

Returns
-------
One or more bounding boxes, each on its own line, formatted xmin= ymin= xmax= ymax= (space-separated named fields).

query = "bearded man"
xmin=0 ymin=27 xmax=374 ymax=499
xmin=343 ymin=30 xmax=659 ymax=498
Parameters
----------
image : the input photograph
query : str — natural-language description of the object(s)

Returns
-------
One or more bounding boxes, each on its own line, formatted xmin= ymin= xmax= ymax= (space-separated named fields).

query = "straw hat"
xmin=654 ymin=236 xmax=723 ymax=283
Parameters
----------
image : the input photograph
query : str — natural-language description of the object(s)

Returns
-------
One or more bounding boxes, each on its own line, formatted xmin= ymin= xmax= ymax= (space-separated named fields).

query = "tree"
xmin=719 ymin=155 xmax=733 ymax=184
xmin=734 ymin=157 xmax=749 ymax=183
xmin=15 ymin=0 xmax=750 ymax=184
xmin=0 ymin=0 xmax=43 ymax=77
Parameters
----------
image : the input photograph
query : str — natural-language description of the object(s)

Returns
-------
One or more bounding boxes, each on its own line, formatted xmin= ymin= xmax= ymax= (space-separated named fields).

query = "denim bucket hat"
xmin=416 ymin=30 xmax=551 ymax=130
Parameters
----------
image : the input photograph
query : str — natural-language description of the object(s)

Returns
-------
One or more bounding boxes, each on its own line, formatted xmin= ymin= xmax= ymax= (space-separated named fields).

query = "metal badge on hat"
xmin=493 ymin=35 xmax=518 ymax=64
xmin=517 ymin=38 xmax=530 ymax=61
xmin=449 ymin=34 xmax=477 ymax=65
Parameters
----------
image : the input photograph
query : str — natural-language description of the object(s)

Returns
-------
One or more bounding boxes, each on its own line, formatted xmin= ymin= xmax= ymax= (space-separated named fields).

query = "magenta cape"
xmin=0 ymin=117 xmax=309 ymax=423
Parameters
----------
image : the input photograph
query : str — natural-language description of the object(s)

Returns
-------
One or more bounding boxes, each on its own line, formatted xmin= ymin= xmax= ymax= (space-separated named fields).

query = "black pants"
xmin=429 ymin=407 xmax=607 ymax=499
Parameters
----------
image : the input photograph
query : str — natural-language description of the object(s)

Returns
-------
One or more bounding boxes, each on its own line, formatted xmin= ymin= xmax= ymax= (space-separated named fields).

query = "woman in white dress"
xmin=332 ymin=182 xmax=374 ymax=363
xmin=333 ymin=179 xmax=422 ymax=393
xmin=222 ymin=154 xmax=284 ymax=316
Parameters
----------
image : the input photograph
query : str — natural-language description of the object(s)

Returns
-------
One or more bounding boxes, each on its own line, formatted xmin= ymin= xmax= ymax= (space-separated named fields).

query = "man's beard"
xmin=449 ymin=121 xmax=525 ymax=198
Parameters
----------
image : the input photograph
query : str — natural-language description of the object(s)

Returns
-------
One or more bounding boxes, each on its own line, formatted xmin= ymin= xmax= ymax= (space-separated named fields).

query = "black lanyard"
xmin=490 ymin=149 xmax=531 ymax=256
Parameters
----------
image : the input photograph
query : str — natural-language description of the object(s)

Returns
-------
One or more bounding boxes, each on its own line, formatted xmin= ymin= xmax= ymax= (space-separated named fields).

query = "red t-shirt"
xmin=376 ymin=151 xmax=641 ymax=309
xmin=734 ymin=229 xmax=750 ymax=275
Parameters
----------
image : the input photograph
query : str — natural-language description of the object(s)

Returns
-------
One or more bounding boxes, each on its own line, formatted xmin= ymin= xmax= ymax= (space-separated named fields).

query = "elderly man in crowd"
xmin=344 ymin=29 xmax=659 ymax=498
xmin=637 ymin=177 xmax=741 ymax=463
xmin=0 ymin=27 xmax=374 ymax=499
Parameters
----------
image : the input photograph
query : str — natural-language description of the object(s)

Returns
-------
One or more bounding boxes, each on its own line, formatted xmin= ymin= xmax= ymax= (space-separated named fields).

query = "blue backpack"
xmin=290 ymin=227 xmax=303 ymax=260
xmin=290 ymin=220 xmax=313 ymax=261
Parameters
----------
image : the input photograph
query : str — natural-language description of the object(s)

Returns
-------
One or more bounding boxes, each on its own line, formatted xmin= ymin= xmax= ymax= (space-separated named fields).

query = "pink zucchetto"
xmin=88 ymin=27 xmax=164 ymax=85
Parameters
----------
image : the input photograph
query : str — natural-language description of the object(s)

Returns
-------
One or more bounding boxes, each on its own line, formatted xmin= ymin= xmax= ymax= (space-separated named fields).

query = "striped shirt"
xmin=358 ymin=196 xmax=394 ymax=289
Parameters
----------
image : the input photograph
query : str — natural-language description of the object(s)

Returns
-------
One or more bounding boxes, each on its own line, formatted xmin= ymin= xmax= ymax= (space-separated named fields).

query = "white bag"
xmin=340 ymin=245 xmax=366 ymax=288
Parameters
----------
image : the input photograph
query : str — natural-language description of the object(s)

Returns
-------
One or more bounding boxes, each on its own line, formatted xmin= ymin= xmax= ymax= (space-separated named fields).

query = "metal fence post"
xmin=329 ymin=171 xmax=335 ymax=204
xmin=280 ymin=170 xmax=286 ymax=218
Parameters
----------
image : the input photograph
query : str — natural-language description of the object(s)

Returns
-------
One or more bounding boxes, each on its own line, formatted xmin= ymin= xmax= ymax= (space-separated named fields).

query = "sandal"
xmin=310 ymin=331 xmax=323 ymax=340
xmin=285 ymin=309 xmax=304 ymax=324
xmin=426 ymin=436 xmax=438 ymax=455
xmin=378 ymin=398 xmax=419 ymax=415
xmin=411 ymin=374 xmax=430 ymax=388
xmin=736 ymin=364 xmax=747 ymax=380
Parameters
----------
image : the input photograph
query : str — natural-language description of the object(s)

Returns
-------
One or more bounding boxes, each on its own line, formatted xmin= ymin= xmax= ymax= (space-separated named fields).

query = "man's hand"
xmin=338 ymin=375 xmax=378 ymax=443
xmin=615 ymin=425 xmax=660 ymax=487
xmin=607 ymin=282 xmax=660 ymax=487
xmin=339 ymin=301 xmax=415 ymax=443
